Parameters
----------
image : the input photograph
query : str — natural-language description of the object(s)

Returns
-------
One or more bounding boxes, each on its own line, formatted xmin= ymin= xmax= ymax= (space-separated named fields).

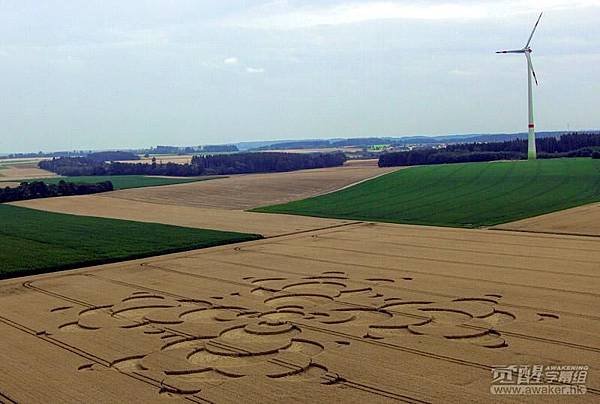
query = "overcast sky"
xmin=1 ymin=1 xmax=599 ymax=152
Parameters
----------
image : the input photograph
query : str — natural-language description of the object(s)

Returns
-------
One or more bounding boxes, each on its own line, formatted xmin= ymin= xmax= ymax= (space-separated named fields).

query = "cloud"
xmin=224 ymin=57 xmax=239 ymax=64
xmin=222 ymin=0 xmax=600 ymax=30
xmin=246 ymin=66 xmax=265 ymax=73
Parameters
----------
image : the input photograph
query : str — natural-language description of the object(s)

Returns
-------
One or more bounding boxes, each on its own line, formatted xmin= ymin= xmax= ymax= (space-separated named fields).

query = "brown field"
xmin=15 ymin=162 xmax=396 ymax=217
xmin=12 ymin=162 xmax=393 ymax=236
xmin=264 ymin=147 xmax=363 ymax=154
xmin=0 ymin=161 xmax=57 ymax=181
xmin=120 ymin=150 xmax=365 ymax=165
xmin=118 ymin=155 xmax=195 ymax=165
xmin=0 ymin=222 xmax=598 ymax=402
xmin=102 ymin=162 xmax=397 ymax=210
xmin=494 ymin=202 xmax=600 ymax=237
xmin=12 ymin=196 xmax=353 ymax=237
xmin=1 ymin=182 xmax=22 ymax=188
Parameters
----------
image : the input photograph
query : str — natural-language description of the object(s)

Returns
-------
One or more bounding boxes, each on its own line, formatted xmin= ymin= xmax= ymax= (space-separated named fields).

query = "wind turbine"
xmin=496 ymin=12 xmax=543 ymax=160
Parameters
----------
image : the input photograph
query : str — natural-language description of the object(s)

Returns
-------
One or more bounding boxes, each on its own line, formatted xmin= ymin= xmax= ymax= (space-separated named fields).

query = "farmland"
xmin=12 ymin=196 xmax=354 ymax=237
xmin=0 ymin=160 xmax=56 ymax=181
xmin=2 ymin=156 xmax=600 ymax=402
xmin=12 ymin=161 xmax=395 ymax=237
xmin=495 ymin=201 xmax=600 ymax=236
xmin=118 ymin=155 xmax=194 ymax=164
xmin=2 ymin=175 xmax=220 ymax=190
xmin=0 ymin=204 xmax=260 ymax=278
xmin=92 ymin=160 xmax=398 ymax=210
xmin=0 ymin=222 xmax=598 ymax=402
xmin=254 ymin=158 xmax=600 ymax=228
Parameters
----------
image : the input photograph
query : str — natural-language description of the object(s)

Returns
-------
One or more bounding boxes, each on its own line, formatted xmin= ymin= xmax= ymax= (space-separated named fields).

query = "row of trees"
xmin=201 ymin=144 xmax=239 ymax=153
xmin=39 ymin=152 xmax=347 ymax=177
xmin=0 ymin=180 xmax=114 ymax=203
xmin=444 ymin=132 xmax=600 ymax=154
xmin=379 ymin=150 xmax=524 ymax=167
xmin=380 ymin=132 xmax=600 ymax=167
xmin=190 ymin=152 xmax=347 ymax=175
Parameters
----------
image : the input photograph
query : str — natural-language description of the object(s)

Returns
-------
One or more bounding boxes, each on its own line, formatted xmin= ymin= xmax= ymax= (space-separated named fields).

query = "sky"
xmin=1 ymin=1 xmax=600 ymax=153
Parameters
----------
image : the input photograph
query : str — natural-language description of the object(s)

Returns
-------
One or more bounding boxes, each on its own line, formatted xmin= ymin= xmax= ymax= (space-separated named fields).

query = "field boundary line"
xmin=309 ymin=167 xmax=404 ymax=198
xmin=263 ymin=221 xmax=363 ymax=239
xmin=491 ymin=227 xmax=600 ymax=239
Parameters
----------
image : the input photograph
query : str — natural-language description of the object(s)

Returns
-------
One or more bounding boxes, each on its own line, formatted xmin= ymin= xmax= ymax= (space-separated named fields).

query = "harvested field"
xmin=345 ymin=158 xmax=382 ymax=166
xmin=264 ymin=147 xmax=363 ymax=154
xmin=14 ymin=162 xmax=396 ymax=216
xmin=11 ymin=162 xmax=391 ymax=237
xmin=11 ymin=196 xmax=353 ymax=237
xmin=0 ymin=222 xmax=598 ymax=402
xmin=118 ymin=155 xmax=195 ymax=164
xmin=495 ymin=202 xmax=600 ymax=237
xmin=100 ymin=162 xmax=398 ymax=210
xmin=0 ymin=181 xmax=21 ymax=188
xmin=0 ymin=162 xmax=56 ymax=181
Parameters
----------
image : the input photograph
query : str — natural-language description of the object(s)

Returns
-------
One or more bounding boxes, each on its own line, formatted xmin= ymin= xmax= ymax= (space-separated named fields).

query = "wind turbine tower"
xmin=496 ymin=13 xmax=543 ymax=160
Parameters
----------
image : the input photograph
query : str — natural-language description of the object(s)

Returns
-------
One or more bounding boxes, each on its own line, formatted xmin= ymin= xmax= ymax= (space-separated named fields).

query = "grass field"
xmin=1 ymin=175 xmax=220 ymax=190
xmin=0 ymin=204 xmax=260 ymax=278
xmin=253 ymin=158 xmax=600 ymax=228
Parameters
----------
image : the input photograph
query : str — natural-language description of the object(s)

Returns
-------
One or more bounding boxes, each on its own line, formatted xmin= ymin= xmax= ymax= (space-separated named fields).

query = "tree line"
xmin=39 ymin=152 xmax=347 ymax=177
xmin=445 ymin=132 xmax=600 ymax=153
xmin=380 ymin=132 xmax=600 ymax=167
xmin=0 ymin=180 xmax=114 ymax=203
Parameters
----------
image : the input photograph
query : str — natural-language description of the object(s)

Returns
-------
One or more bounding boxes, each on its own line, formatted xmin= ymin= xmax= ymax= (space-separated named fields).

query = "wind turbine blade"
xmin=496 ymin=49 xmax=526 ymax=54
xmin=524 ymin=12 xmax=543 ymax=48
xmin=526 ymin=53 xmax=539 ymax=85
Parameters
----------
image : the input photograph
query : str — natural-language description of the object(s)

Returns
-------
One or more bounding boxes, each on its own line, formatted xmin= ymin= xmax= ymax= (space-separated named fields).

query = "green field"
xmin=253 ymin=158 xmax=600 ymax=228
xmin=0 ymin=204 xmax=260 ymax=279
xmin=1 ymin=175 xmax=220 ymax=190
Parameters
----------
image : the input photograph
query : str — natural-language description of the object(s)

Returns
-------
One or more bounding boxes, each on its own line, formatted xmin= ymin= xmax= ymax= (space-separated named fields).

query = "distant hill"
xmin=2 ymin=131 xmax=581 ymax=157
xmin=87 ymin=151 xmax=140 ymax=162
xmin=247 ymin=132 xmax=566 ymax=151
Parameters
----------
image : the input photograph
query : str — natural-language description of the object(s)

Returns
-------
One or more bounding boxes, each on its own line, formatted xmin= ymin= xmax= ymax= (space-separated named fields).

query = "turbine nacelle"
xmin=496 ymin=13 xmax=542 ymax=85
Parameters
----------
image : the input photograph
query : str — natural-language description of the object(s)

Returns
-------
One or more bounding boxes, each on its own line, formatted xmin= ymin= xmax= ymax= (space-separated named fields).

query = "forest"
xmin=0 ymin=180 xmax=114 ymax=203
xmin=39 ymin=152 xmax=347 ymax=177
xmin=380 ymin=132 xmax=600 ymax=167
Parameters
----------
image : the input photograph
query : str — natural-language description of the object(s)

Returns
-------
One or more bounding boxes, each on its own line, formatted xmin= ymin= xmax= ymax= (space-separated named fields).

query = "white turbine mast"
xmin=496 ymin=12 xmax=543 ymax=160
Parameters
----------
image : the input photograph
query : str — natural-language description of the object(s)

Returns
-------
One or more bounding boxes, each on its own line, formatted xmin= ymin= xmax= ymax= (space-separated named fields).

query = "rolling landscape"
xmin=2 ymin=2 xmax=600 ymax=403
xmin=2 ymin=150 xmax=600 ymax=402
